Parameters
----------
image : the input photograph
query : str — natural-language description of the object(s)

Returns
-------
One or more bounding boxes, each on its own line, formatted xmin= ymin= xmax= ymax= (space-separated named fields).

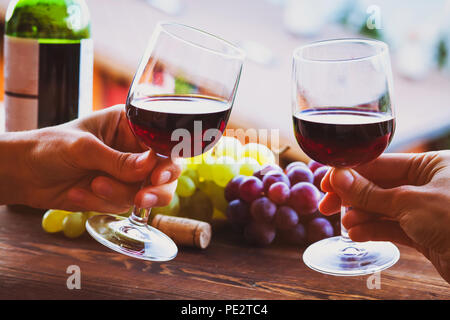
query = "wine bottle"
xmin=4 ymin=0 xmax=93 ymax=132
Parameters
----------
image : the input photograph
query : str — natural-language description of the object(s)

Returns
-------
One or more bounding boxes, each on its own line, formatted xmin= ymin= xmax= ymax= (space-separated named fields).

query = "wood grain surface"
xmin=0 ymin=205 xmax=448 ymax=300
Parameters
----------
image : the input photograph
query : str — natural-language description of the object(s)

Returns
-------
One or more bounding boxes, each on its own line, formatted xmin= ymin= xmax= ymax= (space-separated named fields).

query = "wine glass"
xmin=292 ymin=39 xmax=399 ymax=275
xmin=86 ymin=22 xmax=245 ymax=261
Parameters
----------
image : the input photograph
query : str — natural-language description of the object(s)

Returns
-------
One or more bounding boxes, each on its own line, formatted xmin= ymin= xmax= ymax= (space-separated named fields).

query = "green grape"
xmin=183 ymin=156 xmax=199 ymax=170
xmin=239 ymin=157 xmax=262 ymax=176
xmin=187 ymin=190 xmax=214 ymax=222
xmin=209 ymin=182 xmax=228 ymax=213
xmin=241 ymin=143 xmax=259 ymax=161
xmin=152 ymin=193 xmax=180 ymax=216
xmin=197 ymin=154 xmax=215 ymax=182
xmin=214 ymin=136 xmax=243 ymax=160
xmin=42 ymin=209 xmax=72 ymax=233
xmin=176 ymin=175 xmax=196 ymax=197
xmin=257 ymin=146 xmax=276 ymax=165
xmin=199 ymin=180 xmax=227 ymax=213
xmin=242 ymin=143 xmax=275 ymax=165
xmin=184 ymin=148 xmax=213 ymax=169
xmin=198 ymin=180 xmax=217 ymax=200
xmin=202 ymin=148 xmax=214 ymax=159
xmin=182 ymin=168 xmax=199 ymax=187
xmin=62 ymin=212 xmax=87 ymax=238
xmin=196 ymin=148 xmax=214 ymax=164
xmin=212 ymin=156 xmax=239 ymax=187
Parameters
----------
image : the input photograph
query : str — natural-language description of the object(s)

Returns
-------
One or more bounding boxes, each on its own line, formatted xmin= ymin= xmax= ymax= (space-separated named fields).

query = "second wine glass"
xmin=292 ymin=39 xmax=399 ymax=276
xmin=86 ymin=22 xmax=245 ymax=261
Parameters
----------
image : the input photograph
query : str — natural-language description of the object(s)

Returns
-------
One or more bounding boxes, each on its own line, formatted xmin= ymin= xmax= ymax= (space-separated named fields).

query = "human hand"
xmin=319 ymin=151 xmax=450 ymax=283
xmin=7 ymin=105 xmax=182 ymax=213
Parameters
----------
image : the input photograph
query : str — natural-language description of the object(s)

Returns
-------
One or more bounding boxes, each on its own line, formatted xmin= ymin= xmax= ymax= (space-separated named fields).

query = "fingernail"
xmin=136 ymin=152 xmax=149 ymax=168
xmin=158 ymin=171 xmax=171 ymax=184
xmin=333 ymin=169 xmax=354 ymax=191
xmin=141 ymin=193 xmax=158 ymax=208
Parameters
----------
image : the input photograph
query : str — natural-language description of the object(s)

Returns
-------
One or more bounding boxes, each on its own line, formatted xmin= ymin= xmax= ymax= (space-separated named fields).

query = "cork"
xmin=151 ymin=214 xmax=212 ymax=249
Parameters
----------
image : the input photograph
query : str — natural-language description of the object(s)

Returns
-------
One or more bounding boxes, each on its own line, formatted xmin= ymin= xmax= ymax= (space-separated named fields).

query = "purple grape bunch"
xmin=225 ymin=161 xmax=339 ymax=246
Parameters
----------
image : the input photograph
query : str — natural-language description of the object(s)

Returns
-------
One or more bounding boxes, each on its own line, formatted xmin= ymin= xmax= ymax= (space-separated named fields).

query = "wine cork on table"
xmin=151 ymin=215 xmax=212 ymax=249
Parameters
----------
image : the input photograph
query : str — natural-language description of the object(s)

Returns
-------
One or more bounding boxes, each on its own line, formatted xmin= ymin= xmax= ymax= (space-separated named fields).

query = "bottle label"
xmin=4 ymin=36 xmax=94 ymax=131
xmin=78 ymin=39 xmax=94 ymax=119
xmin=4 ymin=37 xmax=39 ymax=132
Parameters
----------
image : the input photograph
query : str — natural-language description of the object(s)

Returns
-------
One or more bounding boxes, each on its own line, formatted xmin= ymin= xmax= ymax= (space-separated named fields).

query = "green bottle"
xmin=4 ymin=0 xmax=93 ymax=131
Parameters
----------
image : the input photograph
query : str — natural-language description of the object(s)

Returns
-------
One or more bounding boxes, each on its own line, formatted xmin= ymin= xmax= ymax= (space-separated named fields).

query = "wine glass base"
xmin=302 ymin=236 xmax=399 ymax=276
xmin=86 ymin=214 xmax=178 ymax=262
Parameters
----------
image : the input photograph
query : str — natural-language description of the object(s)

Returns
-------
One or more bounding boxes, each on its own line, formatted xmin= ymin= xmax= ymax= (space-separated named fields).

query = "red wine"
xmin=126 ymin=95 xmax=231 ymax=158
xmin=293 ymin=108 xmax=395 ymax=168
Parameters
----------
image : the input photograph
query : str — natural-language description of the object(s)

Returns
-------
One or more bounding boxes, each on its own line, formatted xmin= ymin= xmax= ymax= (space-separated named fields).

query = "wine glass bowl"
xmin=292 ymin=39 xmax=399 ymax=276
xmin=125 ymin=23 xmax=245 ymax=159
xmin=86 ymin=22 xmax=244 ymax=261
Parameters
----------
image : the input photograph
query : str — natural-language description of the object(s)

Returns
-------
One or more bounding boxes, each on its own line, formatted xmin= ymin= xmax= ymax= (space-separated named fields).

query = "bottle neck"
xmin=5 ymin=0 xmax=91 ymax=40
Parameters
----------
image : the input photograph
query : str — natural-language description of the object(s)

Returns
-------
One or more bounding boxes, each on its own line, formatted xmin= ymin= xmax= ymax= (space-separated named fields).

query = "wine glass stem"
xmin=340 ymin=205 xmax=352 ymax=242
xmin=340 ymin=205 xmax=366 ymax=255
xmin=129 ymin=206 xmax=151 ymax=227
xmin=127 ymin=154 xmax=164 ymax=227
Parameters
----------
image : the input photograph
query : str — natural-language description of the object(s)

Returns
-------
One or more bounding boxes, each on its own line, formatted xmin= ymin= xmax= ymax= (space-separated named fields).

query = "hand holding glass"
xmin=86 ymin=22 xmax=244 ymax=261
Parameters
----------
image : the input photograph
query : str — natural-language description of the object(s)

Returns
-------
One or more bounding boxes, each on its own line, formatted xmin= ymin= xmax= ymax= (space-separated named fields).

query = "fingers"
xmin=76 ymin=105 xmax=123 ymax=138
xmin=321 ymin=154 xmax=416 ymax=192
xmin=150 ymin=157 xmax=183 ymax=186
xmin=101 ymin=148 xmax=158 ymax=183
xmin=348 ymin=220 xmax=415 ymax=247
xmin=68 ymin=178 xmax=178 ymax=213
xmin=318 ymin=192 xmax=341 ymax=215
xmin=90 ymin=170 xmax=180 ymax=209
xmin=354 ymin=153 xmax=415 ymax=187
xmin=341 ymin=209 xmax=382 ymax=229
xmin=320 ymin=167 xmax=334 ymax=193
xmin=337 ymin=206 xmax=415 ymax=248
xmin=85 ymin=152 xmax=182 ymax=212
xmin=110 ymin=105 xmax=150 ymax=153
xmin=71 ymin=106 xmax=182 ymax=187
xmin=134 ymin=180 xmax=178 ymax=208
xmin=74 ymin=105 xmax=144 ymax=152
xmin=329 ymin=168 xmax=400 ymax=217
xmin=90 ymin=176 xmax=140 ymax=207
xmin=66 ymin=187 xmax=131 ymax=214
xmin=74 ymin=133 xmax=159 ymax=183
xmin=76 ymin=134 xmax=182 ymax=186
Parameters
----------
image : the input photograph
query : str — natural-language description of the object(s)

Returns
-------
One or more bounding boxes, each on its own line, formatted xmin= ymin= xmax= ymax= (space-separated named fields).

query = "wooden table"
xmin=0 ymin=205 xmax=448 ymax=300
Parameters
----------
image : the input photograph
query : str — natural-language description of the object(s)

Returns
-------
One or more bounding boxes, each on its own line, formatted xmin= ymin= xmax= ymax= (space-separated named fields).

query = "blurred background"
xmin=0 ymin=0 xmax=449 ymax=161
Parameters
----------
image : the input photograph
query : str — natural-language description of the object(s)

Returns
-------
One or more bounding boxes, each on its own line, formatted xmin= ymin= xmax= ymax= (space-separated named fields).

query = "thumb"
xmin=85 ymin=141 xmax=157 ymax=183
xmin=330 ymin=168 xmax=397 ymax=217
